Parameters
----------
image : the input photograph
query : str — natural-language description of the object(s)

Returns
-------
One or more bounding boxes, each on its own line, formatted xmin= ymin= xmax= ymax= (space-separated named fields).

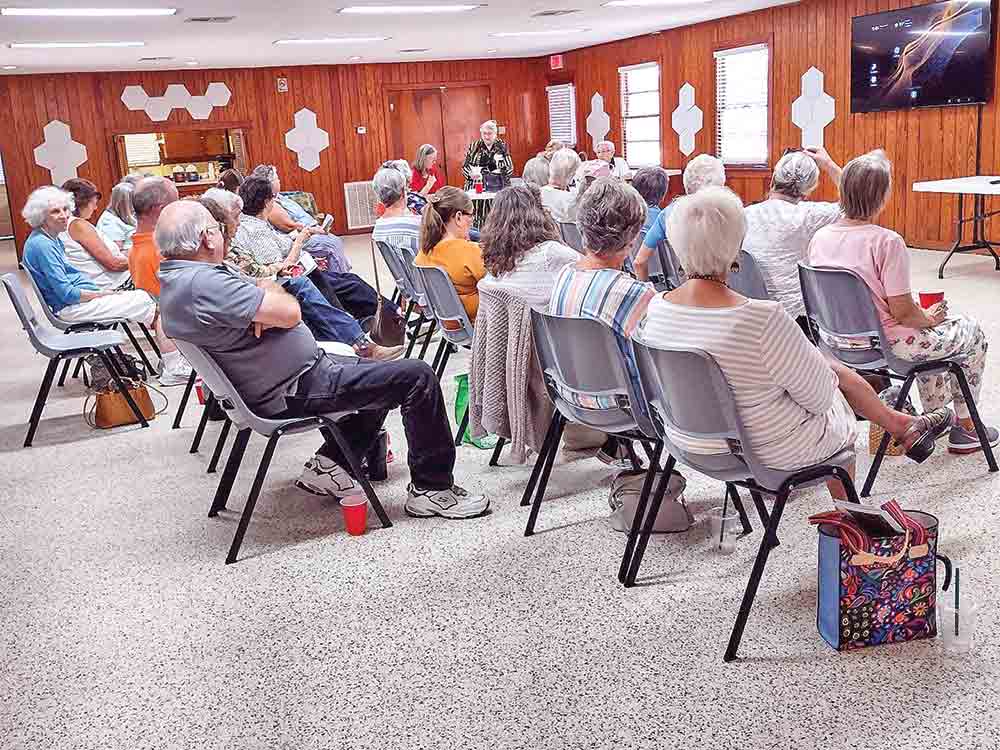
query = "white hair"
xmin=667 ymin=186 xmax=746 ymax=278
xmin=155 ymin=201 xmax=213 ymax=259
xmin=683 ymin=154 xmax=726 ymax=194
xmin=549 ymin=148 xmax=581 ymax=187
xmin=480 ymin=120 xmax=498 ymax=134
xmin=596 ymin=140 xmax=615 ymax=153
xmin=202 ymin=186 xmax=243 ymax=216
xmin=22 ymin=186 xmax=73 ymax=228
xmin=251 ymin=164 xmax=278 ymax=184
xmin=522 ymin=156 xmax=550 ymax=188
xmin=372 ymin=166 xmax=408 ymax=206
xmin=771 ymin=151 xmax=820 ymax=199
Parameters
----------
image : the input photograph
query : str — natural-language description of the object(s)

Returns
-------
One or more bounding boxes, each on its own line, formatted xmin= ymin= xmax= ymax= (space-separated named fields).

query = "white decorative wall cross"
xmin=585 ymin=93 xmax=610 ymax=151
xmin=121 ymin=82 xmax=232 ymax=122
xmin=284 ymin=109 xmax=330 ymax=172
xmin=34 ymin=121 xmax=87 ymax=186
xmin=791 ymin=67 xmax=835 ymax=149
xmin=671 ymin=83 xmax=703 ymax=157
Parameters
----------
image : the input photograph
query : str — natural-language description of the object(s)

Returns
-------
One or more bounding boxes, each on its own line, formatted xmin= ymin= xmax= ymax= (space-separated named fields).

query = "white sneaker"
xmin=295 ymin=454 xmax=359 ymax=498
xmin=404 ymin=484 xmax=490 ymax=519
xmin=158 ymin=354 xmax=193 ymax=387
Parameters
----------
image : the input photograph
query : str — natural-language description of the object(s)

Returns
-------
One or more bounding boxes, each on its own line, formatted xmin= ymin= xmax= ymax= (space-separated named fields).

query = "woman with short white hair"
xmin=521 ymin=156 xmax=550 ymax=188
xmin=96 ymin=181 xmax=138 ymax=253
xmin=595 ymin=140 xmax=631 ymax=180
xmin=743 ymin=147 xmax=843 ymax=324
xmin=371 ymin=163 xmax=422 ymax=254
xmin=808 ymin=149 xmax=997 ymax=454
xmin=540 ymin=147 xmax=583 ymax=223
xmin=461 ymin=119 xmax=514 ymax=191
xmin=640 ymin=186 xmax=953 ymax=488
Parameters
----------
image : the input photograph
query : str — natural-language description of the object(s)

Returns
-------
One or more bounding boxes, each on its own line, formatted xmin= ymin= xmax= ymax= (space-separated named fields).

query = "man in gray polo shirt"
xmin=156 ymin=200 xmax=488 ymax=520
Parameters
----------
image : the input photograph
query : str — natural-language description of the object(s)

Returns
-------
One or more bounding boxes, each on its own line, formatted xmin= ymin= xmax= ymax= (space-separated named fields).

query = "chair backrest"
xmin=656 ymin=239 xmax=683 ymax=289
xmin=728 ymin=249 xmax=770 ymax=301
xmin=19 ymin=263 xmax=71 ymax=331
xmin=558 ymin=221 xmax=583 ymax=251
xmin=413 ymin=265 xmax=474 ymax=346
xmin=374 ymin=240 xmax=417 ymax=300
xmin=797 ymin=262 xmax=889 ymax=370
xmin=1 ymin=272 xmax=63 ymax=356
xmin=530 ymin=308 xmax=642 ymax=435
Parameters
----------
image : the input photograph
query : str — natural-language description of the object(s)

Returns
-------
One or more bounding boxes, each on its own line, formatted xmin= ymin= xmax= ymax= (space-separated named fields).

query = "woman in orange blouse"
xmin=416 ymin=186 xmax=485 ymax=321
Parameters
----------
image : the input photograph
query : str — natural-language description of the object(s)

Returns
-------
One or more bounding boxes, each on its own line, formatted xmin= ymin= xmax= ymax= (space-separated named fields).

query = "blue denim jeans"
xmin=280 ymin=275 xmax=364 ymax=346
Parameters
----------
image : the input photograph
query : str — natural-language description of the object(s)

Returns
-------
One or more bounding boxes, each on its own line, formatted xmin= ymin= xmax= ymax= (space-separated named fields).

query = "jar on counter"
xmin=171 ymin=165 xmax=186 ymax=183
xmin=186 ymin=164 xmax=199 ymax=183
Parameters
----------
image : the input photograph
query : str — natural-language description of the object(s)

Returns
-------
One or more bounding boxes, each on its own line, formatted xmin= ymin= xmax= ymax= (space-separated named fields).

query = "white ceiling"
xmin=0 ymin=0 xmax=799 ymax=73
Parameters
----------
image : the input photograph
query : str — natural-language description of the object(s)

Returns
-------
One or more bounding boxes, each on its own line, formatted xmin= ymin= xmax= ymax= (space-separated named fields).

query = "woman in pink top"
xmin=808 ymin=150 xmax=997 ymax=454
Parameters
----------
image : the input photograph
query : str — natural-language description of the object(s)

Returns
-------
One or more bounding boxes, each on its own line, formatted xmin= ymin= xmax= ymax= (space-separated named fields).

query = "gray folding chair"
xmin=20 ymin=262 xmax=160 ymax=381
xmin=798 ymin=262 xmax=997 ymax=496
xmin=374 ymin=241 xmax=437 ymax=360
xmin=523 ymin=309 xmax=668 ymax=583
xmin=656 ymin=239 xmax=683 ymax=290
xmin=173 ymin=339 xmax=392 ymax=564
xmin=728 ymin=250 xmax=770 ymax=301
xmin=2 ymin=272 xmax=150 ymax=446
xmin=557 ymin=221 xmax=583 ymax=251
xmin=630 ymin=336 xmax=857 ymax=662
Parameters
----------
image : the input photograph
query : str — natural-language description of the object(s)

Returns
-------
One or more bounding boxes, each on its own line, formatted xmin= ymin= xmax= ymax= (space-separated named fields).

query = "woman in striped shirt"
xmin=640 ymin=186 xmax=953 ymax=497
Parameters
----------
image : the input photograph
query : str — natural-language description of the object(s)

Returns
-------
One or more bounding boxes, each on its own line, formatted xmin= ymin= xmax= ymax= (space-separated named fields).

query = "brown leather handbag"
xmin=90 ymin=383 xmax=159 ymax=428
xmin=368 ymin=240 xmax=406 ymax=346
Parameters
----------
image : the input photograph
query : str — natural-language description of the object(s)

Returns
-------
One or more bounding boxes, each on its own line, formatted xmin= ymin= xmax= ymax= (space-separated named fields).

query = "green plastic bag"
xmin=455 ymin=373 xmax=497 ymax=450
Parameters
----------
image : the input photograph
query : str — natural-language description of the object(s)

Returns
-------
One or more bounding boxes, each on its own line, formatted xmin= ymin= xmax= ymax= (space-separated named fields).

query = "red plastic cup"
xmin=919 ymin=290 xmax=945 ymax=309
xmin=340 ymin=495 xmax=368 ymax=536
xmin=475 ymin=181 xmax=484 ymax=194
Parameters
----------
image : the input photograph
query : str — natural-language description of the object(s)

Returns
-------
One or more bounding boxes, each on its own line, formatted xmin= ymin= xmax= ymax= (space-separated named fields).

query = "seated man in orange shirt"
xmin=129 ymin=176 xmax=192 ymax=385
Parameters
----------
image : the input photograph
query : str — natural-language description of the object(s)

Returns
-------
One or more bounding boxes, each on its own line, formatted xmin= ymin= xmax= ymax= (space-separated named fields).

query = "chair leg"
xmin=320 ymin=423 xmax=392 ymax=529
xmin=417 ymin=320 xmax=437 ymax=361
xmin=951 ymin=363 xmax=999 ymax=473
xmin=489 ymin=437 xmax=506 ymax=467
xmin=190 ymin=394 xmax=214 ymax=453
xmin=454 ymin=404 xmax=469 ymax=446
xmin=401 ymin=298 xmax=414 ymax=327
xmin=96 ymin=350 xmax=149 ymax=429
xmin=138 ymin=323 xmax=162 ymax=360
xmin=404 ymin=315 xmax=424 ymax=358
xmin=57 ymin=358 xmax=72 ymax=387
xmin=72 ymin=357 xmax=85 ymax=381
xmin=434 ymin=342 xmax=453 ymax=379
xmin=728 ymin=484 xmax=753 ymax=535
xmin=211 ymin=427 xmax=251 ymax=516
xmin=618 ymin=442 xmax=664 ymax=584
xmin=624 ymin=453 xmax=677 ymax=587
xmin=24 ymin=357 xmax=60 ymax=447
xmin=724 ymin=489 xmax=789 ymax=662
xmin=520 ymin=412 xmax=561 ymax=507
xmin=207 ymin=418 xmax=232 ymax=474
xmin=119 ymin=322 xmax=155 ymax=375
xmin=172 ymin=369 xmax=198 ymax=429
xmin=226 ymin=434 xmax=280 ymax=564
xmin=624 ymin=440 xmax=643 ymax=471
xmin=861 ymin=373 xmax=915 ymax=497
xmin=524 ymin=414 xmax=566 ymax=536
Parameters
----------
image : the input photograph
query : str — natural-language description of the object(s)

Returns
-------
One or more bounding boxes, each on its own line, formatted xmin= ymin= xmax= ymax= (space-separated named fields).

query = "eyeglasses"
xmin=204 ymin=222 xmax=226 ymax=236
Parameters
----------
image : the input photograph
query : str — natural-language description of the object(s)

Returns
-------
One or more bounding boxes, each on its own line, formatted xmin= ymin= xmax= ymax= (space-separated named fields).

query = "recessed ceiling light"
xmin=1 ymin=7 xmax=177 ymax=16
xmin=398 ymin=48 xmax=430 ymax=52
xmin=10 ymin=41 xmax=145 ymax=48
xmin=2 ymin=65 xmax=17 ymax=70
xmin=185 ymin=60 xmax=199 ymax=65
xmin=490 ymin=29 xmax=587 ymax=37
xmin=340 ymin=4 xmax=482 ymax=14
xmin=602 ymin=0 xmax=709 ymax=6
xmin=274 ymin=36 xmax=390 ymax=44
xmin=486 ymin=48 xmax=497 ymax=53
xmin=348 ymin=55 xmax=362 ymax=61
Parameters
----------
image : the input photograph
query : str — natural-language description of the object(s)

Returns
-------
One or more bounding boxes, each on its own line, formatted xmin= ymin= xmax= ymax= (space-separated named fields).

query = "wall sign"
xmin=549 ymin=54 xmax=564 ymax=71
xmin=34 ymin=120 xmax=87 ymax=186
xmin=121 ymin=82 xmax=232 ymax=122
xmin=285 ymin=108 xmax=330 ymax=172
xmin=671 ymin=82 xmax=703 ymax=157
xmin=277 ymin=77 xmax=289 ymax=93
xmin=791 ymin=67 xmax=835 ymax=149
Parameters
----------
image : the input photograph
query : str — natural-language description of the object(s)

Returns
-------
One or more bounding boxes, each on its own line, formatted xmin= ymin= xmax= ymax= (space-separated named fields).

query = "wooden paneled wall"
xmin=549 ymin=0 xmax=995 ymax=250
xmin=0 ymin=59 xmax=546 ymax=253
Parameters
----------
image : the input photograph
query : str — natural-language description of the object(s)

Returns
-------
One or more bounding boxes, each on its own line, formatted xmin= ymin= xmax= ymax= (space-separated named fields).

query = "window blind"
xmin=124 ymin=133 xmax=161 ymax=167
xmin=546 ymin=83 xmax=577 ymax=147
xmin=619 ymin=62 xmax=660 ymax=167
xmin=715 ymin=43 xmax=769 ymax=166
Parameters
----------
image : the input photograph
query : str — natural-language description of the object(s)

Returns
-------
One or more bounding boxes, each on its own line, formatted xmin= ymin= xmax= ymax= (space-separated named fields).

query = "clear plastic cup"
xmin=939 ymin=602 xmax=979 ymax=655
xmin=709 ymin=506 xmax=740 ymax=555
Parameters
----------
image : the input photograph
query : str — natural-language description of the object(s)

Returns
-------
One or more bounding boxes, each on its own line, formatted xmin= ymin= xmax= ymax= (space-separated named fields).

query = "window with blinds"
xmin=123 ymin=133 xmax=161 ymax=167
xmin=619 ymin=62 xmax=660 ymax=168
xmin=715 ymin=43 xmax=769 ymax=166
xmin=546 ymin=83 xmax=577 ymax=147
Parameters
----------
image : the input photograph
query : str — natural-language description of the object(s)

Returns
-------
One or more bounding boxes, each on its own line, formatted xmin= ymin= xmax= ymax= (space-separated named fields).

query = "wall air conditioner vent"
xmin=185 ymin=16 xmax=236 ymax=24
xmin=344 ymin=181 xmax=379 ymax=230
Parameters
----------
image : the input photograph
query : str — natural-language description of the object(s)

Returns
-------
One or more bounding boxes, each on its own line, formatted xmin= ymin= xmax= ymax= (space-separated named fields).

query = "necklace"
xmin=686 ymin=273 xmax=728 ymax=286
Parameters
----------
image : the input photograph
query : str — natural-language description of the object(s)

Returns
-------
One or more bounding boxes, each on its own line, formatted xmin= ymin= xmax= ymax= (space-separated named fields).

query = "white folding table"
xmin=912 ymin=176 xmax=1000 ymax=278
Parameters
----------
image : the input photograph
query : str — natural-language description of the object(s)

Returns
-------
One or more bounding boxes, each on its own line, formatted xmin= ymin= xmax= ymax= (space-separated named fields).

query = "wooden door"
xmin=441 ymin=85 xmax=492 ymax=187
xmin=388 ymin=88 xmax=445 ymax=181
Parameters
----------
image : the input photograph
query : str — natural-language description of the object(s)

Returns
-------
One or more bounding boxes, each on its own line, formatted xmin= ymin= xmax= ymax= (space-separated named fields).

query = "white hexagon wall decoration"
xmin=585 ymin=93 xmax=611 ymax=151
xmin=34 ymin=120 xmax=88 ymax=186
xmin=120 ymin=82 xmax=233 ymax=122
xmin=285 ymin=108 xmax=330 ymax=172
xmin=791 ymin=67 xmax=836 ymax=149
xmin=671 ymin=83 xmax=703 ymax=157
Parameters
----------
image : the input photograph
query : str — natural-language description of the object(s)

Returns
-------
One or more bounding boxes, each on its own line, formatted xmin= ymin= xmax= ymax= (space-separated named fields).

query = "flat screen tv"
xmin=851 ymin=0 xmax=994 ymax=113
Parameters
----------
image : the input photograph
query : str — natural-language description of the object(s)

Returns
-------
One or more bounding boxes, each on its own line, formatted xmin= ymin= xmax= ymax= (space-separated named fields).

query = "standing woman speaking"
xmin=461 ymin=119 xmax=514 ymax=228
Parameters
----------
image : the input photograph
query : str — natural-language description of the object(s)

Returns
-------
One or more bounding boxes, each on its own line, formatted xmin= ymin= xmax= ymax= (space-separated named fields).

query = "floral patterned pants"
xmin=888 ymin=315 xmax=988 ymax=420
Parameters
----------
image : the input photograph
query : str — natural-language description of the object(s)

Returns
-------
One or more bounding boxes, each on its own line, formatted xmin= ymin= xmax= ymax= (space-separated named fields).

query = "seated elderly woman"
xmin=95 ymin=181 xmax=138 ymax=253
xmin=230 ymin=176 xmax=403 ymax=361
xmin=536 ymin=139 xmax=563 ymax=162
xmin=808 ymin=149 xmax=998 ymax=453
xmin=640 ymin=186 xmax=953 ymax=496
xmin=521 ymin=156 xmax=550 ymax=188
xmin=636 ymin=154 xmax=725 ymax=281
xmin=540 ymin=148 xmax=584 ymax=224
xmin=371 ymin=164 xmax=422 ymax=254
xmin=594 ymin=140 xmax=631 ymax=180
xmin=21 ymin=186 xmax=156 ymax=327
xmin=549 ymin=177 xmax=658 ymax=467
xmin=410 ymin=144 xmax=445 ymax=198
xmin=60 ymin=178 xmax=131 ymax=291
xmin=250 ymin=164 xmax=351 ymax=273
xmin=743 ymin=147 xmax=842 ymax=324
xmin=417 ymin=186 xmax=486 ymax=321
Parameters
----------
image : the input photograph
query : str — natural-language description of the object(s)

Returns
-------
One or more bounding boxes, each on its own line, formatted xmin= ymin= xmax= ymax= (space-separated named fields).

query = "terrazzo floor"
xmin=2 ymin=236 xmax=1000 ymax=749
